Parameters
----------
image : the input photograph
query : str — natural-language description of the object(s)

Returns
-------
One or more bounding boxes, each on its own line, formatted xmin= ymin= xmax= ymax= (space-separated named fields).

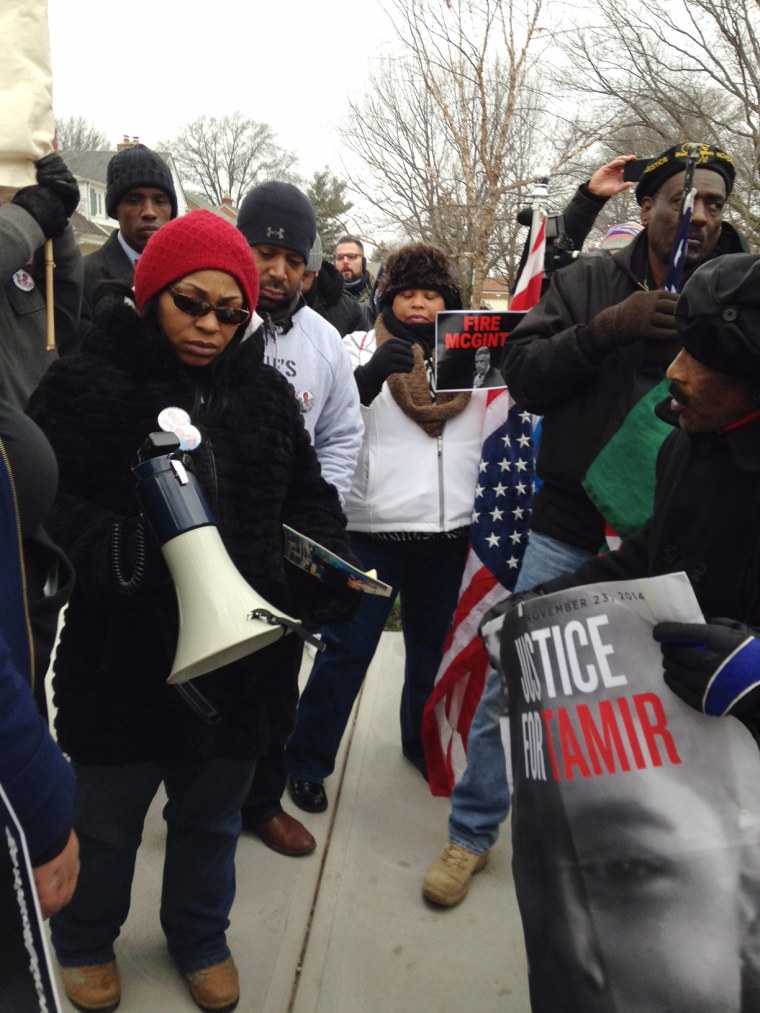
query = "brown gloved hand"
xmin=591 ymin=289 xmax=678 ymax=350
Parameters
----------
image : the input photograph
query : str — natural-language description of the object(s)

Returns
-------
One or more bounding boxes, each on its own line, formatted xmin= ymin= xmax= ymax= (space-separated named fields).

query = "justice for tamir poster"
xmin=495 ymin=572 xmax=760 ymax=1013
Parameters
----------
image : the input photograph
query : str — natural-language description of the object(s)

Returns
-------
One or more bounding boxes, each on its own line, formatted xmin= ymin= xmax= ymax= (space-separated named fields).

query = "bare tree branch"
xmin=55 ymin=115 xmax=110 ymax=151
xmin=161 ymin=112 xmax=299 ymax=208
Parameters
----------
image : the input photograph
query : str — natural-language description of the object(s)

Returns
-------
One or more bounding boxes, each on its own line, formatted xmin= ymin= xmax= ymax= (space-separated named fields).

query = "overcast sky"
xmin=48 ymin=0 xmax=398 ymax=179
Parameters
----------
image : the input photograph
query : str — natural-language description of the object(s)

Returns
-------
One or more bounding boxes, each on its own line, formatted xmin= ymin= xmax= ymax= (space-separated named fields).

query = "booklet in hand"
xmin=283 ymin=525 xmax=393 ymax=597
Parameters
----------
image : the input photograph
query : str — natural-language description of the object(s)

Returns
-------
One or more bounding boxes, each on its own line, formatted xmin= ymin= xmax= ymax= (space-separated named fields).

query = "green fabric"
xmin=582 ymin=379 xmax=672 ymax=538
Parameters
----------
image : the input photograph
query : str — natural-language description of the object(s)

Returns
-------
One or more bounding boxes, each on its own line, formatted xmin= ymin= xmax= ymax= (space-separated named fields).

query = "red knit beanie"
xmin=134 ymin=210 xmax=259 ymax=313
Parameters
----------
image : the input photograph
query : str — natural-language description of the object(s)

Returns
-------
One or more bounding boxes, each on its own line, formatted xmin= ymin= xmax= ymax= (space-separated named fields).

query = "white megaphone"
xmin=132 ymin=435 xmax=305 ymax=685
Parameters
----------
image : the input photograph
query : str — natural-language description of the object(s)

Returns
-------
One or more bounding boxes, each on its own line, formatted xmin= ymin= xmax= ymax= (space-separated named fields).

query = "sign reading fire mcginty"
xmin=434 ymin=310 xmax=526 ymax=393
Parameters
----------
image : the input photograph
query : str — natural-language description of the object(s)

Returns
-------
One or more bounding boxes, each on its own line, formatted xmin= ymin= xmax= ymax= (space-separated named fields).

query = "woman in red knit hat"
xmin=27 ymin=210 xmax=358 ymax=1013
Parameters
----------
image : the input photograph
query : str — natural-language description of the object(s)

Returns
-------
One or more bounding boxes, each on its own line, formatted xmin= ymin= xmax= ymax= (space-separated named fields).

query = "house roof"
xmin=185 ymin=191 xmax=238 ymax=221
xmin=482 ymin=275 xmax=511 ymax=295
xmin=61 ymin=149 xmax=174 ymax=184
xmin=69 ymin=209 xmax=112 ymax=240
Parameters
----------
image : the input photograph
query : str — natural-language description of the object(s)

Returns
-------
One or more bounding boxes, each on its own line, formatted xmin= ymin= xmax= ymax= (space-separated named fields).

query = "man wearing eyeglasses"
xmin=334 ymin=235 xmax=374 ymax=304
xmin=235 ymin=181 xmax=362 ymax=860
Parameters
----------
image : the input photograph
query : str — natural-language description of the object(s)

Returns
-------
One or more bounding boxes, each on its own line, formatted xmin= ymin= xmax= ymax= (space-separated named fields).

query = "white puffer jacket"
xmin=342 ymin=329 xmax=487 ymax=533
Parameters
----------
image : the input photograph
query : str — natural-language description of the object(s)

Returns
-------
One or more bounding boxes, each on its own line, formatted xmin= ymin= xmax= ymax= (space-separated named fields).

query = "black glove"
xmin=653 ymin=617 xmax=760 ymax=717
xmin=592 ymin=289 xmax=678 ymax=350
xmin=12 ymin=185 xmax=69 ymax=238
xmin=34 ymin=154 xmax=81 ymax=218
xmin=287 ymin=559 xmax=362 ymax=631
xmin=306 ymin=559 xmax=362 ymax=628
xmin=354 ymin=338 xmax=415 ymax=405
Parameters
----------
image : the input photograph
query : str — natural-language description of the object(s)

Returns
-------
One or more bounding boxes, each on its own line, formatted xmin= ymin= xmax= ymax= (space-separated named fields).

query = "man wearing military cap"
xmin=535 ymin=253 xmax=760 ymax=740
xmin=422 ymin=140 xmax=750 ymax=910
xmin=502 ymin=139 xmax=746 ymax=583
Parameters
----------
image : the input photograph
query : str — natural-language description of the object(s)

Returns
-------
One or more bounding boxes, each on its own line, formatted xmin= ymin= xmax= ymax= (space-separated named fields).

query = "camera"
xmin=543 ymin=213 xmax=600 ymax=275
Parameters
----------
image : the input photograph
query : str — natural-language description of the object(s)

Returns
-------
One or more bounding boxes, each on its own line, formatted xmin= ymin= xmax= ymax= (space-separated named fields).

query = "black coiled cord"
xmin=109 ymin=519 xmax=147 ymax=594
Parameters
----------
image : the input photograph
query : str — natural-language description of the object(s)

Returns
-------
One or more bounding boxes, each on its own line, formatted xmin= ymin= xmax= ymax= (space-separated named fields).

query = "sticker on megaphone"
xmin=158 ymin=406 xmax=191 ymax=432
xmin=172 ymin=424 xmax=202 ymax=452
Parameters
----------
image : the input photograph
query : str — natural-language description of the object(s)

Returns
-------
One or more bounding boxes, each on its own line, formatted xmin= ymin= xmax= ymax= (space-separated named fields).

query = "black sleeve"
xmin=561 ymin=183 xmax=609 ymax=253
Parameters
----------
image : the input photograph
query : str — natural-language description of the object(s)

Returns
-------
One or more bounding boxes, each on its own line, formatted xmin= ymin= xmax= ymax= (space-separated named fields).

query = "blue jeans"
xmin=51 ymin=757 xmax=256 ymax=974
xmin=285 ymin=533 xmax=468 ymax=782
xmin=448 ymin=531 xmax=594 ymax=853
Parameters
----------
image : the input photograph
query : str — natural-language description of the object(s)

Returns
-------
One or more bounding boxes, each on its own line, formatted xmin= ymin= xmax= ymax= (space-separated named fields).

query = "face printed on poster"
xmin=496 ymin=573 xmax=760 ymax=1013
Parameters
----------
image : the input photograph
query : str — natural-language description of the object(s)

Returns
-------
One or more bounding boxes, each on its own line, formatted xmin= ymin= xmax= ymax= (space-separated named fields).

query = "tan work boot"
xmin=185 ymin=956 xmax=240 ymax=1012
xmin=60 ymin=961 xmax=121 ymax=1012
xmin=422 ymin=842 xmax=489 ymax=907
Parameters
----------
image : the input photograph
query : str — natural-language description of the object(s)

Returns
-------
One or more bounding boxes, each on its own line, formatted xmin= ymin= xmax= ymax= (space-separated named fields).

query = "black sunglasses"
xmin=168 ymin=287 xmax=250 ymax=327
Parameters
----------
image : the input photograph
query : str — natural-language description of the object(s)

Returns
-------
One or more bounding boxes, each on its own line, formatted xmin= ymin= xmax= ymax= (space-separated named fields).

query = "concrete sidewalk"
xmin=49 ymin=633 xmax=530 ymax=1012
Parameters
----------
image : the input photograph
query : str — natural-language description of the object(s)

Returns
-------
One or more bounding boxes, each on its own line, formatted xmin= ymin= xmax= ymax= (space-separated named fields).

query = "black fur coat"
xmin=27 ymin=301 xmax=355 ymax=765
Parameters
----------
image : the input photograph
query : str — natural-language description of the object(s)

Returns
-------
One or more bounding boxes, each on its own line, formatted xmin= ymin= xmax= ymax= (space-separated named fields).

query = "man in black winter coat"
xmin=537 ymin=253 xmax=760 ymax=735
xmin=301 ymin=234 xmax=371 ymax=336
xmin=503 ymin=142 xmax=745 ymax=580
xmin=422 ymin=142 xmax=749 ymax=913
xmin=75 ymin=144 xmax=177 ymax=346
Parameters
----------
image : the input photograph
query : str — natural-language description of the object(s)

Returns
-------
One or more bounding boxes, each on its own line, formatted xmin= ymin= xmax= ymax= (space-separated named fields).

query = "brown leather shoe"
xmin=253 ymin=811 xmax=316 ymax=856
xmin=185 ymin=957 xmax=239 ymax=1012
xmin=60 ymin=961 xmax=121 ymax=1012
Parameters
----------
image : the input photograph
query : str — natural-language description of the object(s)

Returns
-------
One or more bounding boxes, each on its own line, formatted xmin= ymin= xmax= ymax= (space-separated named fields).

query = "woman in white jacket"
xmin=285 ymin=243 xmax=487 ymax=810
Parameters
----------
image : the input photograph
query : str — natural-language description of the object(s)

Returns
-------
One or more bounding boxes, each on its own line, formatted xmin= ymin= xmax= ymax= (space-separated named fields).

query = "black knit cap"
xmin=377 ymin=242 xmax=462 ymax=310
xmin=236 ymin=181 xmax=316 ymax=264
xmin=635 ymin=142 xmax=735 ymax=206
xmin=676 ymin=253 xmax=760 ymax=381
xmin=105 ymin=144 xmax=178 ymax=219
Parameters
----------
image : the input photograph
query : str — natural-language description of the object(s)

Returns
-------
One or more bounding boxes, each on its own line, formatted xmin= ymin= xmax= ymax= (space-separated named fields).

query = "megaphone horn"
xmin=133 ymin=449 xmax=304 ymax=686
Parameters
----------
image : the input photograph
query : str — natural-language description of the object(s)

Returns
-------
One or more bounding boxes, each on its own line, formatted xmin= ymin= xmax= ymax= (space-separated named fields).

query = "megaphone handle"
xmin=248 ymin=609 xmax=325 ymax=652
xmin=173 ymin=682 xmax=222 ymax=724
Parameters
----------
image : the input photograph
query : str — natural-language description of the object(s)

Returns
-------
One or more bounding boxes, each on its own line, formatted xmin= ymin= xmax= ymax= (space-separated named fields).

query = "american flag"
xmin=510 ymin=211 xmax=547 ymax=312
xmin=421 ymin=208 xmax=545 ymax=795
xmin=664 ymin=186 xmax=696 ymax=293
xmin=422 ymin=395 xmax=535 ymax=793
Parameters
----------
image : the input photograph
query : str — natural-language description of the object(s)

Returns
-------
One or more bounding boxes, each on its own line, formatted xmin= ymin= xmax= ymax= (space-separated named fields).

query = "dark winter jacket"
xmin=305 ymin=260 xmax=372 ymax=336
xmin=27 ymin=301 xmax=356 ymax=766
xmin=541 ymin=405 xmax=760 ymax=628
xmin=0 ymin=400 xmax=74 ymax=714
xmin=344 ymin=270 xmax=374 ymax=304
xmin=0 ymin=207 xmax=82 ymax=405
xmin=0 ymin=429 xmax=74 ymax=865
xmin=82 ymin=231 xmax=134 ymax=317
xmin=501 ymin=222 xmax=748 ymax=553
xmin=66 ymin=230 xmax=135 ymax=352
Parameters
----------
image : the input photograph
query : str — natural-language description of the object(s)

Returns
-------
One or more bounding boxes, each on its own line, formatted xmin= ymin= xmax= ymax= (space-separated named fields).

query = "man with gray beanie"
xmin=78 ymin=143 xmax=177 ymax=335
xmin=236 ymin=180 xmax=362 ymax=857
